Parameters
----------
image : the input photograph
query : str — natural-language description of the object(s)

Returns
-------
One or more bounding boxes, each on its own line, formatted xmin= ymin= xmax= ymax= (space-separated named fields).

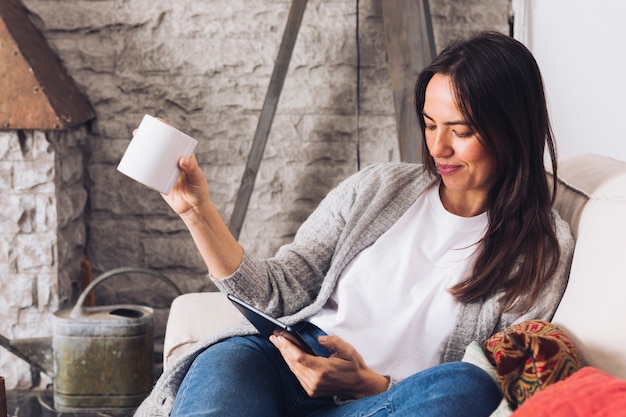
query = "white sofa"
xmin=163 ymin=153 xmax=626 ymax=383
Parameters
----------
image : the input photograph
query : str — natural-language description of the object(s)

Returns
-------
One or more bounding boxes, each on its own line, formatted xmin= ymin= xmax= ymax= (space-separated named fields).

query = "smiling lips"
xmin=436 ymin=164 xmax=462 ymax=176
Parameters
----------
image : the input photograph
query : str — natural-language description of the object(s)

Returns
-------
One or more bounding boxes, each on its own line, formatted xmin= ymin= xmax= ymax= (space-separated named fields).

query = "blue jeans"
xmin=171 ymin=335 xmax=501 ymax=417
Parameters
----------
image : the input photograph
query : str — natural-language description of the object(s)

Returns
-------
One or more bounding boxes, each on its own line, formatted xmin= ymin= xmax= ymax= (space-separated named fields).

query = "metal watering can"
xmin=0 ymin=267 xmax=182 ymax=412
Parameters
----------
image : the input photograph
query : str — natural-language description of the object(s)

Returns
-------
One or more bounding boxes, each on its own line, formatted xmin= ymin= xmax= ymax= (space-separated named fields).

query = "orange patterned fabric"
xmin=483 ymin=320 xmax=585 ymax=408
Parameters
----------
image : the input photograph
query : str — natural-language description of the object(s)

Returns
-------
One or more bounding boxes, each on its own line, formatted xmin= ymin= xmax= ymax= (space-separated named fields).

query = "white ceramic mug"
xmin=117 ymin=115 xmax=198 ymax=194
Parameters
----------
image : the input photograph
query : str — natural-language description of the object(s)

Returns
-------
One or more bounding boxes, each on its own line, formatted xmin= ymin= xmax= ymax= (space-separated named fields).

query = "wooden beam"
xmin=228 ymin=0 xmax=308 ymax=240
xmin=0 ymin=0 xmax=95 ymax=129
xmin=382 ymin=0 xmax=436 ymax=163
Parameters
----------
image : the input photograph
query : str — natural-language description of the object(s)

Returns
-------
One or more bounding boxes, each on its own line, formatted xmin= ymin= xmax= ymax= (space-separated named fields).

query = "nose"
xmin=427 ymin=128 xmax=453 ymax=158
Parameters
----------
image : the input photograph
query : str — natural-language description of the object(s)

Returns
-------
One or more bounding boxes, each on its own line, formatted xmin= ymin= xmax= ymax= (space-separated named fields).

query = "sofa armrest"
xmin=552 ymin=154 xmax=626 ymax=379
xmin=163 ymin=292 xmax=243 ymax=370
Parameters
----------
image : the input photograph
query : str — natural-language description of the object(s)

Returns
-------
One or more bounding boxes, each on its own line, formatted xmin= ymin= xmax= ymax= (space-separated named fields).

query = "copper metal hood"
xmin=0 ymin=0 xmax=94 ymax=130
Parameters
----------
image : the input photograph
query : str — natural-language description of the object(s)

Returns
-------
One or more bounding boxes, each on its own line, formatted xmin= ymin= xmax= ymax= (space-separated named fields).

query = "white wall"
xmin=514 ymin=0 xmax=626 ymax=161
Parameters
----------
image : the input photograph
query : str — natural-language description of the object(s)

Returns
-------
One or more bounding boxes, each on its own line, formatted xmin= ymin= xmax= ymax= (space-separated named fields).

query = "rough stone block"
xmin=88 ymin=163 xmax=168 ymax=215
xmin=48 ymin=127 xmax=87 ymax=153
xmin=88 ymin=138 xmax=130 ymax=165
xmin=56 ymin=151 xmax=84 ymax=185
xmin=1 ymin=274 xmax=34 ymax=309
xmin=0 ymin=132 xmax=15 ymax=158
xmin=0 ymin=162 xmax=12 ymax=190
xmin=141 ymin=234 xmax=205 ymax=269
xmin=20 ymin=131 xmax=54 ymax=162
xmin=12 ymin=160 xmax=55 ymax=192
xmin=57 ymin=222 xmax=87 ymax=266
xmin=36 ymin=273 xmax=60 ymax=311
xmin=0 ymin=238 xmax=12 ymax=274
xmin=140 ymin=217 xmax=188 ymax=235
xmin=56 ymin=187 xmax=87 ymax=228
xmin=34 ymin=194 xmax=57 ymax=233
xmin=1 ymin=195 xmax=28 ymax=234
xmin=14 ymin=234 xmax=55 ymax=272
xmin=86 ymin=219 xmax=141 ymax=272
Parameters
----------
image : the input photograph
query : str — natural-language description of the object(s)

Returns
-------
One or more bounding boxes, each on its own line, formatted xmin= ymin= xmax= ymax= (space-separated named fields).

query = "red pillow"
xmin=511 ymin=366 xmax=626 ymax=417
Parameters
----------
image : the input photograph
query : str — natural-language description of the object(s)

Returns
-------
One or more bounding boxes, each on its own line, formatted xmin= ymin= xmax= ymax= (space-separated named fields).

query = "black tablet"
xmin=227 ymin=293 xmax=318 ymax=355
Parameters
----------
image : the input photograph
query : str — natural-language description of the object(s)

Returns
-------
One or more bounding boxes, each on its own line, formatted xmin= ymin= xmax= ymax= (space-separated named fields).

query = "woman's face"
xmin=422 ymin=73 xmax=496 ymax=216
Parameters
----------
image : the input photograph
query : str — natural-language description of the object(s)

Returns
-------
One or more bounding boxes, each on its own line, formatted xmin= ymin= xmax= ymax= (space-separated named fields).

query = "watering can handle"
xmin=69 ymin=267 xmax=184 ymax=318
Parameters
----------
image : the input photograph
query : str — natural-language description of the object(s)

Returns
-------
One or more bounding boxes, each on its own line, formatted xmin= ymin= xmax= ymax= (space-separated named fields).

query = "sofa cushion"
xmin=462 ymin=341 xmax=513 ymax=417
xmin=551 ymin=154 xmax=626 ymax=379
xmin=163 ymin=292 xmax=242 ymax=369
xmin=483 ymin=320 xmax=584 ymax=409
xmin=510 ymin=367 xmax=626 ymax=417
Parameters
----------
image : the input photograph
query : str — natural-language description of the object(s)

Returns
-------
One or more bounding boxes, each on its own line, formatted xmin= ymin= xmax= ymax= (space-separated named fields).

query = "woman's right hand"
xmin=161 ymin=153 xmax=210 ymax=216
xmin=270 ymin=334 xmax=390 ymax=399
xmin=160 ymin=153 xmax=243 ymax=277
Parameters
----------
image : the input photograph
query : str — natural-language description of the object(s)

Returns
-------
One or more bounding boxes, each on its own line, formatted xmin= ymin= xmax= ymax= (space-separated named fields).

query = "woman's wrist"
xmin=179 ymin=200 xmax=243 ymax=278
xmin=353 ymin=371 xmax=394 ymax=399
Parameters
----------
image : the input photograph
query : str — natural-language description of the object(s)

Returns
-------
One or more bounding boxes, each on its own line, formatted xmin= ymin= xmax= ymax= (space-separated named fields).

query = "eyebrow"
xmin=422 ymin=112 xmax=470 ymax=126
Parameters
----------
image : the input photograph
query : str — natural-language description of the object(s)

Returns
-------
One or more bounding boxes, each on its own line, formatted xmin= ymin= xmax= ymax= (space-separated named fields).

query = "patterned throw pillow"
xmin=483 ymin=320 xmax=585 ymax=409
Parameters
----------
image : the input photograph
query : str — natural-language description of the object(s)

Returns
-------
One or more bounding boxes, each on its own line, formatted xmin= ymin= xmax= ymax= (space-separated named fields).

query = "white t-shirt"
xmin=309 ymin=184 xmax=488 ymax=380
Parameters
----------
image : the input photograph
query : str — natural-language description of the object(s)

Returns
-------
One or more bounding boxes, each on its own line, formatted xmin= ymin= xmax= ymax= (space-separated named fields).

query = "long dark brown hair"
xmin=414 ymin=31 xmax=560 ymax=313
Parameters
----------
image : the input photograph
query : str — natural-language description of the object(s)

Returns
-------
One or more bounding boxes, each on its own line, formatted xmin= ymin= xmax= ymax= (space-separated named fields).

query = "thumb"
xmin=318 ymin=335 xmax=354 ymax=358
xmin=179 ymin=154 xmax=201 ymax=175
xmin=179 ymin=155 xmax=191 ymax=171
xmin=178 ymin=153 xmax=209 ymax=191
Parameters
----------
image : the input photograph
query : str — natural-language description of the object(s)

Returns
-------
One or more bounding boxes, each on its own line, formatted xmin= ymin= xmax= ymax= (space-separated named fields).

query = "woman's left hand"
xmin=270 ymin=334 xmax=390 ymax=399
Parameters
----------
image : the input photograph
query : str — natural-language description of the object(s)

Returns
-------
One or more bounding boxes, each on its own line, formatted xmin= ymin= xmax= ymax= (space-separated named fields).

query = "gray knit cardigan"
xmin=134 ymin=162 xmax=574 ymax=416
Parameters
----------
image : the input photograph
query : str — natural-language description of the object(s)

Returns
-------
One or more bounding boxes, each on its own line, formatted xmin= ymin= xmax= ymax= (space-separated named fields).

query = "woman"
xmin=134 ymin=32 xmax=574 ymax=417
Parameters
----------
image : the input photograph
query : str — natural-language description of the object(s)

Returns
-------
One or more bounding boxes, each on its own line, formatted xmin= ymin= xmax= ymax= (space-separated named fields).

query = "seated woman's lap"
xmin=170 ymin=335 xmax=501 ymax=417
xmin=169 ymin=335 xmax=334 ymax=417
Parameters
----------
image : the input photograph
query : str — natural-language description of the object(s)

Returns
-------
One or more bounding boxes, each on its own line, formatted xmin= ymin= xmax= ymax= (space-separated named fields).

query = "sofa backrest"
xmin=551 ymin=153 xmax=626 ymax=379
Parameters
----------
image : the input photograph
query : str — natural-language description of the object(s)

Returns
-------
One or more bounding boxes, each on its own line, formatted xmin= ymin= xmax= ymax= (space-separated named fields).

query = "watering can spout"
xmin=0 ymin=334 xmax=53 ymax=376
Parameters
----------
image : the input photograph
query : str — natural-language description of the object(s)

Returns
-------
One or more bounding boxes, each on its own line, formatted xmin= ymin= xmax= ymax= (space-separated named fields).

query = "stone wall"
xmin=2 ymin=0 xmax=507 ymax=388
xmin=0 ymin=126 xmax=88 ymax=389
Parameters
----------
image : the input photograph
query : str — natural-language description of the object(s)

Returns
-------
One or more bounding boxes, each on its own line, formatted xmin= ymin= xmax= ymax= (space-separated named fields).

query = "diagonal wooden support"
xmin=382 ymin=0 xmax=436 ymax=163
xmin=0 ymin=0 xmax=94 ymax=129
xmin=228 ymin=0 xmax=308 ymax=240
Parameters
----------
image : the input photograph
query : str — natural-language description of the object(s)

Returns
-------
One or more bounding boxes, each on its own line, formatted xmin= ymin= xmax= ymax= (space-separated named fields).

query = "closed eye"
xmin=453 ymin=129 xmax=474 ymax=138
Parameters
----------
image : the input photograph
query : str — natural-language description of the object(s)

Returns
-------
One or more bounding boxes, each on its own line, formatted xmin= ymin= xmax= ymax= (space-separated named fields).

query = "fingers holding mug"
xmin=118 ymin=114 xmax=198 ymax=195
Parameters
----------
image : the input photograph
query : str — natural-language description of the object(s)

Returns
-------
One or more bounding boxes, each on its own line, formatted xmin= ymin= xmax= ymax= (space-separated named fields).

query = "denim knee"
xmin=386 ymin=362 xmax=502 ymax=417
